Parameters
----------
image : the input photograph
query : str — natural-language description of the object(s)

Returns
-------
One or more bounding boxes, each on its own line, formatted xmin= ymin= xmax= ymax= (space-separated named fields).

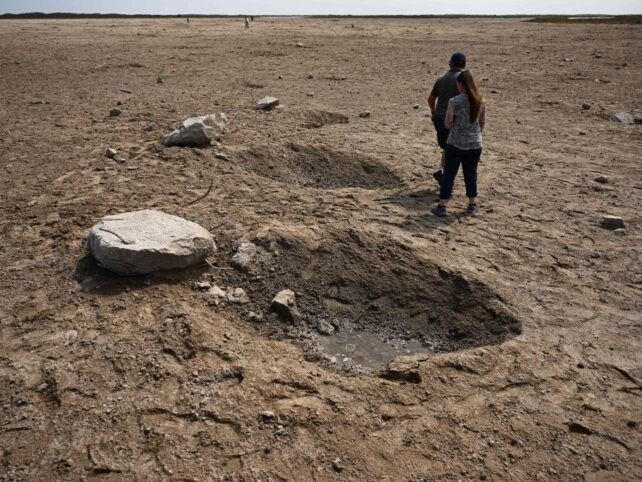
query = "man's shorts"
xmin=432 ymin=115 xmax=450 ymax=150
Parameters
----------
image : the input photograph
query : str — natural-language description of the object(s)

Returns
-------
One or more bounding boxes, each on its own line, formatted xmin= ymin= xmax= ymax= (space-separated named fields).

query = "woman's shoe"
xmin=466 ymin=203 xmax=479 ymax=215
xmin=433 ymin=205 xmax=448 ymax=217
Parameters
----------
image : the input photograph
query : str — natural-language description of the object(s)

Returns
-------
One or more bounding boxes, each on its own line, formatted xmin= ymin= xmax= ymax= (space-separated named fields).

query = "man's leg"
xmin=432 ymin=117 xmax=449 ymax=185
xmin=434 ymin=144 xmax=460 ymax=216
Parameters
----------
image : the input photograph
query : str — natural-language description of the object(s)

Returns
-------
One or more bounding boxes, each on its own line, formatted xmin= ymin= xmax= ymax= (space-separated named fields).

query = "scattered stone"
xmin=613 ymin=228 xmax=626 ymax=236
xmin=207 ymin=285 xmax=227 ymax=306
xmin=317 ymin=320 xmax=335 ymax=336
xmin=35 ymin=383 xmax=48 ymax=393
xmin=331 ymin=458 xmax=344 ymax=473
xmin=590 ymin=251 xmax=602 ymax=259
xmin=358 ymin=111 xmax=371 ymax=118
xmin=109 ymin=108 xmax=122 ymax=117
xmin=104 ymin=148 xmax=117 ymax=158
xmin=260 ymin=410 xmax=276 ymax=420
xmin=296 ymin=42 xmax=304 ymax=48
xmin=27 ymin=200 xmax=36 ymax=207
xmin=413 ymin=104 xmax=420 ymax=109
xmin=379 ymin=354 xmax=429 ymax=383
xmin=125 ymin=165 xmax=139 ymax=171
xmin=64 ymin=330 xmax=78 ymax=346
xmin=581 ymin=103 xmax=591 ymax=110
xmin=157 ymin=75 xmax=164 ymax=84
xmin=86 ymin=210 xmax=216 ymax=275
xmin=248 ymin=311 xmax=264 ymax=322
xmin=193 ymin=281 xmax=211 ymax=291
xmin=594 ymin=175 xmax=608 ymax=184
xmin=600 ymin=215 xmax=625 ymax=230
xmin=143 ymin=122 xmax=156 ymax=132
xmin=231 ymin=242 xmax=257 ymax=272
xmin=163 ymin=113 xmax=228 ymax=148
xmin=30 ymin=100 xmax=45 ymax=105
xmin=307 ymin=73 xmax=314 ymax=79
xmin=306 ymin=92 xmax=314 ymax=97
xmin=113 ymin=154 xmax=127 ymax=163
xmin=256 ymin=96 xmax=280 ymax=111
xmin=634 ymin=115 xmax=642 ymax=125
xmin=215 ymin=152 xmax=230 ymax=161
xmin=227 ymin=288 xmax=250 ymax=304
xmin=271 ymin=289 xmax=300 ymax=321
xmin=611 ymin=112 xmax=634 ymax=124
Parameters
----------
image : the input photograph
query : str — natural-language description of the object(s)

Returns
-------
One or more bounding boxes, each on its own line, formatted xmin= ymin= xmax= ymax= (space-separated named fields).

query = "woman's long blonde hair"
xmin=457 ymin=71 xmax=484 ymax=123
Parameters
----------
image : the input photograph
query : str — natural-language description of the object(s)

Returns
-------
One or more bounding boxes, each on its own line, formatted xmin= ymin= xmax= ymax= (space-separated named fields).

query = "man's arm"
xmin=428 ymin=95 xmax=437 ymax=117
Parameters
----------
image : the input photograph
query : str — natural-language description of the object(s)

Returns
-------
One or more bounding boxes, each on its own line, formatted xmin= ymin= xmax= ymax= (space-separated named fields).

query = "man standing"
xmin=428 ymin=52 xmax=466 ymax=185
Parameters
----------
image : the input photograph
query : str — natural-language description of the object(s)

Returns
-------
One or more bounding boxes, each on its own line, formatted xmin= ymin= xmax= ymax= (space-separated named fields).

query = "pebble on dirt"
xmin=358 ymin=111 xmax=371 ymax=118
xmin=163 ymin=113 xmax=228 ymax=148
xmin=109 ymin=108 xmax=121 ymax=117
xmin=143 ymin=122 xmax=156 ymax=132
xmin=227 ymin=288 xmax=250 ymax=304
xmin=318 ymin=320 xmax=335 ymax=336
xmin=594 ymin=175 xmax=608 ymax=184
xmin=193 ymin=281 xmax=211 ymax=291
xmin=105 ymin=147 xmax=117 ymax=158
xmin=231 ymin=242 xmax=257 ymax=272
xmin=271 ymin=289 xmax=300 ymax=321
xmin=581 ymin=103 xmax=591 ymax=110
xmin=86 ymin=210 xmax=216 ymax=275
xmin=207 ymin=285 xmax=227 ymax=306
xmin=257 ymin=96 xmax=280 ymax=111
xmin=601 ymin=215 xmax=625 ymax=230
xmin=611 ymin=112 xmax=634 ymax=124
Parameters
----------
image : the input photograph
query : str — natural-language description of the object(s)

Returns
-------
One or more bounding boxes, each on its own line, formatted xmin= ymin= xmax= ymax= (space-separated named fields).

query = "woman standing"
xmin=433 ymin=70 xmax=485 ymax=217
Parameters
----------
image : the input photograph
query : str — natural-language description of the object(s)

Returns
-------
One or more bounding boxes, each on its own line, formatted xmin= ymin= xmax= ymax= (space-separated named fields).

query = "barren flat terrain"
xmin=0 ymin=17 xmax=641 ymax=481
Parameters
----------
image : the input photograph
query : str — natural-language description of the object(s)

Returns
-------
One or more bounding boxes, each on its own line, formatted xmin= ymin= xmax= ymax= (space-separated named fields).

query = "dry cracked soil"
xmin=0 ymin=16 xmax=641 ymax=481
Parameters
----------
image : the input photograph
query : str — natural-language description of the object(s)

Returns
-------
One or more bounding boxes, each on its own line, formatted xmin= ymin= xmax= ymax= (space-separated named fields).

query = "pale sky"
xmin=0 ymin=0 xmax=640 ymax=15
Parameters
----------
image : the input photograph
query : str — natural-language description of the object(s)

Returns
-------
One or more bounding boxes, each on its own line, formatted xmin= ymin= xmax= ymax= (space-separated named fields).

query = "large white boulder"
xmin=163 ymin=113 xmax=228 ymax=147
xmin=86 ymin=210 xmax=216 ymax=275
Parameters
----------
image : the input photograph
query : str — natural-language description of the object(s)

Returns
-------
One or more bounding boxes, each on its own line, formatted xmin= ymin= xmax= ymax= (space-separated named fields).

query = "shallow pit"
xmin=215 ymin=227 xmax=522 ymax=372
xmin=236 ymin=142 xmax=403 ymax=190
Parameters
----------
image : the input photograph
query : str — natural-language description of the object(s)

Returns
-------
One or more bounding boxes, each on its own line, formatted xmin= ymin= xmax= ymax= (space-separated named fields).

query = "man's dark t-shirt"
xmin=430 ymin=68 xmax=463 ymax=118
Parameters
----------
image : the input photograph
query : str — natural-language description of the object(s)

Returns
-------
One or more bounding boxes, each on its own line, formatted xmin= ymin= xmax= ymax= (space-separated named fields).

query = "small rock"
xmin=634 ymin=115 xmax=642 ymax=125
xmin=125 ymin=165 xmax=139 ymax=171
xmin=227 ymin=288 xmax=250 ymax=304
xmin=594 ymin=175 xmax=608 ymax=184
xmin=105 ymin=148 xmax=117 ymax=158
xmin=193 ymin=281 xmax=211 ymax=291
xmin=317 ymin=320 xmax=335 ymax=336
xmin=590 ymin=251 xmax=602 ymax=259
xmin=296 ymin=42 xmax=304 ymax=48
xmin=113 ymin=155 xmax=127 ymax=163
xmin=109 ymin=108 xmax=122 ymax=117
xmin=207 ymin=285 xmax=227 ymax=306
xmin=36 ymin=383 xmax=48 ymax=392
xmin=581 ymin=103 xmax=591 ymax=110
xmin=306 ymin=92 xmax=314 ymax=97
xmin=27 ymin=200 xmax=37 ymax=207
xmin=257 ymin=96 xmax=280 ymax=111
xmin=260 ymin=410 xmax=275 ymax=420
xmin=611 ymin=112 xmax=634 ymax=124
xmin=248 ymin=311 xmax=264 ymax=322
xmin=157 ymin=76 xmax=164 ymax=84
xmin=30 ymin=100 xmax=45 ymax=105
xmin=215 ymin=152 xmax=229 ymax=161
xmin=231 ymin=242 xmax=257 ymax=272
xmin=413 ymin=104 xmax=420 ymax=109
xmin=613 ymin=228 xmax=626 ymax=236
xmin=358 ymin=111 xmax=371 ymax=118
xmin=307 ymin=73 xmax=314 ymax=79
xmin=64 ymin=330 xmax=78 ymax=346
xmin=163 ymin=113 xmax=228 ymax=148
xmin=144 ymin=122 xmax=156 ymax=132
xmin=271 ymin=289 xmax=300 ymax=321
xmin=601 ymin=215 xmax=624 ymax=230
xmin=332 ymin=458 xmax=344 ymax=473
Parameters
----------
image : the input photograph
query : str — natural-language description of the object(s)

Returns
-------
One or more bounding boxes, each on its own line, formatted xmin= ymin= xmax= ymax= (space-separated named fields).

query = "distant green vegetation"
xmin=527 ymin=15 xmax=642 ymax=24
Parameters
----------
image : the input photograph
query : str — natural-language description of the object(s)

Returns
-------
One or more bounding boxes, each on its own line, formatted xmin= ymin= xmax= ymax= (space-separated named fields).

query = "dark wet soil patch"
xmin=236 ymin=142 xmax=403 ymax=190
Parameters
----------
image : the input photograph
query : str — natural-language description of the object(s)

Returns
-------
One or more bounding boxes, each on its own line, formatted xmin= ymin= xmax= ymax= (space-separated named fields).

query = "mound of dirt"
xmin=237 ymin=142 xmax=403 ymax=190
xmin=302 ymin=109 xmax=349 ymax=128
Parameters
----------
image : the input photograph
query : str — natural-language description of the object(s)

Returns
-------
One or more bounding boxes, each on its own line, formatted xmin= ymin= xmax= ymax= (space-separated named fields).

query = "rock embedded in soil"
xmin=581 ymin=103 xmax=591 ymax=110
xmin=358 ymin=111 xmax=371 ymax=118
xmin=162 ymin=113 xmax=228 ymax=148
xmin=611 ymin=112 xmax=634 ymax=124
xmin=105 ymin=147 xmax=117 ymax=158
xmin=257 ymin=96 xmax=280 ymax=111
xmin=271 ymin=289 xmax=300 ymax=321
xmin=594 ymin=175 xmax=608 ymax=184
xmin=109 ymin=108 xmax=121 ymax=117
xmin=231 ymin=242 xmax=257 ymax=272
xmin=86 ymin=210 xmax=216 ymax=275
xmin=317 ymin=320 xmax=335 ymax=336
xmin=207 ymin=285 xmax=227 ymax=306
xmin=601 ymin=215 xmax=625 ymax=230
xmin=227 ymin=288 xmax=250 ymax=304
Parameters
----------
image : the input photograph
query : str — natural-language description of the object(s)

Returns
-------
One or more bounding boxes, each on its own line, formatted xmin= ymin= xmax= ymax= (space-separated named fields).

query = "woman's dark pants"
xmin=439 ymin=144 xmax=482 ymax=200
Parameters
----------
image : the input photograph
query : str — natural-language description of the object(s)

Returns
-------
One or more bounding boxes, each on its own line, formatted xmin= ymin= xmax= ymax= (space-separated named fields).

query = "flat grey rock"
xmin=231 ymin=242 xmax=257 ymax=271
xmin=163 ymin=113 xmax=228 ymax=147
xmin=601 ymin=215 xmax=625 ymax=230
xmin=86 ymin=210 xmax=216 ymax=275
xmin=257 ymin=96 xmax=280 ymax=110
xmin=611 ymin=112 xmax=634 ymax=124
xmin=271 ymin=289 xmax=300 ymax=321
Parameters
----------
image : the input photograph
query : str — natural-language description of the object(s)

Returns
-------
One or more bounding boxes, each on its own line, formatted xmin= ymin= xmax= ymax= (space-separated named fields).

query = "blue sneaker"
xmin=466 ymin=203 xmax=479 ymax=215
xmin=433 ymin=205 xmax=448 ymax=217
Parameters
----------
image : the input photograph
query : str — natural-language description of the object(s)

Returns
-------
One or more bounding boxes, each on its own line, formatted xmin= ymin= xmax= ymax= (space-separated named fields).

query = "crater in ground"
xmin=213 ymin=227 xmax=522 ymax=372
xmin=236 ymin=142 xmax=403 ymax=190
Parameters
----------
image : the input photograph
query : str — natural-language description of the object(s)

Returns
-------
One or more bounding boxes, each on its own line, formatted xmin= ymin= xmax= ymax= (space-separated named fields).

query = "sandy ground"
xmin=0 ymin=17 xmax=641 ymax=481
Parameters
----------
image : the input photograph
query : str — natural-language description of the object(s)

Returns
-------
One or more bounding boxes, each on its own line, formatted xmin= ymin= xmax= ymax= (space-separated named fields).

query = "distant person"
xmin=433 ymin=70 xmax=485 ymax=217
xmin=186 ymin=17 xmax=190 ymax=23
xmin=245 ymin=17 xmax=250 ymax=28
xmin=428 ymin=52 xmax=467 ymax=185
